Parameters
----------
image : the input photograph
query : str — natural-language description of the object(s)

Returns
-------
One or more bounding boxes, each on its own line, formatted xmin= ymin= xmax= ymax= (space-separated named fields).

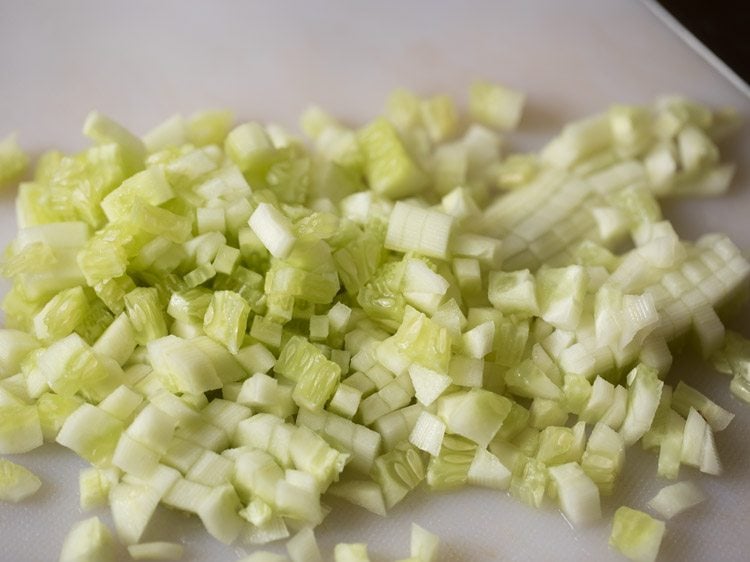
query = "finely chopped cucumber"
xmin=0 ymin=84 xmax=748 ymax=561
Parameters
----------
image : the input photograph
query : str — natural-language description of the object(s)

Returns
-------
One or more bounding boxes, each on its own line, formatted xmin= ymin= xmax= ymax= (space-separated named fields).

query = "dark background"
xmin=657 ymin=0 xmax=749 ymax=88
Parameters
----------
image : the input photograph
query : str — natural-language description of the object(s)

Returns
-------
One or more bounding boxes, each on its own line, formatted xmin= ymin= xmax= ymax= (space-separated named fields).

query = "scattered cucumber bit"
xmin=647 ymin=480 xmax=706 ymax=520
xmin=58 ymin=516 xmax=115 ymax=562
xmin=609 ymin=506 xmax=665 ymax=562
xmin=0 ymin=458 xmax=41 ymax=502
xmin=0 ymin=134 xmax=29 ymax=188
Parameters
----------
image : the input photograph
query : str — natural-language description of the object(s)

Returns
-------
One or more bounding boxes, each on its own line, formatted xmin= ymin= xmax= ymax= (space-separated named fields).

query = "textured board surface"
xmin=1 ymin=1 xmax=749 ymax=561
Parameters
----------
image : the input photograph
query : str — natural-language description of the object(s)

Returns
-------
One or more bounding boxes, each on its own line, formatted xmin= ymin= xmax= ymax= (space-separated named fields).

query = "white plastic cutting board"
xmin=1 ymin=1 xmax=749 ymax=561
